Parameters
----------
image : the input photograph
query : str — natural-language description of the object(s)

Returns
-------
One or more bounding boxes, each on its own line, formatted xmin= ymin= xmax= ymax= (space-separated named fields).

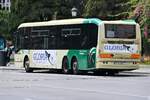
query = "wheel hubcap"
xmin=73 ymin=62 xmax=77 ymax=73
xmin=25 ymin=61 xmax=29 ymax=69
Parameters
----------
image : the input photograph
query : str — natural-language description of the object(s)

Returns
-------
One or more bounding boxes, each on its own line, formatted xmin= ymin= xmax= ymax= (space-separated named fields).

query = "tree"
xmin=9 ymin=0 xmax=58 ymax=40
xmin=138 ymin=0 xmax=150 ymax=56
xmin=127 ymin=0 xmax=150 ymax=57
xmin=9 ymin=0 xmax=150 ymax=40
xmin=0 ymin=10 xmax=10 ymax=38
xmin=11 ymin=0 xmax=86 ymax=21
xmin=55 ymin=0 xmax=86 ymax=19
xmin=55 ymin=0 xmax=72 ymax=19
xmin=11 ymin=0 xmax=57 ymax=22
xmin=83 ymin=0 xmax=130 ymax=20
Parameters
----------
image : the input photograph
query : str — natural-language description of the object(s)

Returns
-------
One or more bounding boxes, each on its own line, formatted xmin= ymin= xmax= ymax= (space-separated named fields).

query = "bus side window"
xmin=48 ymin=27 xmax=57 ymax=49
xmin=71 ymin=28 xmax=81 ymax=49
xmin=17 ymin=28 xmax=24 ymax=49
xmin=81 ymin=36 xmax=88 ymax=47
xmin=61 ymin=29 xmax=71 ymax=49
xmin=80 ymin=24 xmax=88 ymax=49
xmin=60 ymin=26 xmax=81 ymax=49
xmin=88 ymin=24 xmax=98 ymax=48
xmin=31 ymin=27 xmax=49 ymax=49
xmin=23 ymin=27 xmax=31 ymax=49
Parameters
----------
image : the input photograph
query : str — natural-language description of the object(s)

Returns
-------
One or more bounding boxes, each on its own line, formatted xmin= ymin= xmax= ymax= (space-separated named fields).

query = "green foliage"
xmin=0 ymin=10 xmax=10 ymax=38
xmin=55 ymin=0 xmax=72 ymax=19
xmin=56 ymin=0 xmax=86 ymax=19
xmin=1 ymin=0 xmax=150 ymax=40
xmin=83 ymin=0 xmax=130 ymax=20
xmin=11 ymin=0 xmax=57 ymax=22
xmin=9 ymin=0 xmax=86 ymax=33
xmin=140 ymin=0 xmax=150 ymax=56
xmin=142 ymin=0 xmax=150 ymax=24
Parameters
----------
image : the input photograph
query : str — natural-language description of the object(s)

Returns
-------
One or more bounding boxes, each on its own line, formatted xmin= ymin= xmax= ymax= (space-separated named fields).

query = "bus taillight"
xmin=100 ymin=54 xmax=113 ymax=58
xmin=131 ymin=54 xmax=140 ymax=59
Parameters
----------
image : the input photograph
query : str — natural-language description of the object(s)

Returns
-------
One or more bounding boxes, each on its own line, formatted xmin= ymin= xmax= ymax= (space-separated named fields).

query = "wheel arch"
xmin=23 ymin=55 xmax=29 ymax=68
xmin=62 ymin=56 xmax=68 ymax=67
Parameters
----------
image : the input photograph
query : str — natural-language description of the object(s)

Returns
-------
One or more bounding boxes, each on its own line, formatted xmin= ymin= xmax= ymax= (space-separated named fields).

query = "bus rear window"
xmin=105 ymin=24 xmax=136 ymax=39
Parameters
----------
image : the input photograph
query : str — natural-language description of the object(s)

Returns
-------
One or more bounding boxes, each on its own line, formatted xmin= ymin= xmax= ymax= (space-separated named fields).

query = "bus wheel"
xmin=62 ymin=58 xmax=69 ymax=74
xmin=24 ymin=58 xmax=33 ymax=73
xmin=72 ymin=59 xmax=79 ymax=75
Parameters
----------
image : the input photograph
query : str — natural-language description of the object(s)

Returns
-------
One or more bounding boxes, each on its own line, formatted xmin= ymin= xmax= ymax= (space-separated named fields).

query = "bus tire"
xmin=62 ymin=57 xmax=69 ymax=74
xmin=24 ymin=57 xmax=33 ymax=73
xmin=72 ymin=58 xmax=79 ymax=75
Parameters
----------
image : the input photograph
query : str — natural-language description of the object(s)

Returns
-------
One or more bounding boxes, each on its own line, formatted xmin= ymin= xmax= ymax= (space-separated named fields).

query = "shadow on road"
xmin=23 ymin=69 xmax=150 ymax=78
xmin=116 ymin=72 xmax=150 ymax=77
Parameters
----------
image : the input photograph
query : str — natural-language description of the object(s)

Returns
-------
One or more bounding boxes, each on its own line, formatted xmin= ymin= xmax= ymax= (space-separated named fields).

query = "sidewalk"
xmin=139 ymin=64 xmax=150 ymax=68
xmin=131 ymin=65 xmax=150 ymax=74
xmin=0 ymin=64 xmax=24 ymax=71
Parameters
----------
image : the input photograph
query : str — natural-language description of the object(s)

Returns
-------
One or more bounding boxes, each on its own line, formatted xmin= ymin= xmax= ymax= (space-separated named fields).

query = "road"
xmin=0 ymin=66 xmax=150 ymax=100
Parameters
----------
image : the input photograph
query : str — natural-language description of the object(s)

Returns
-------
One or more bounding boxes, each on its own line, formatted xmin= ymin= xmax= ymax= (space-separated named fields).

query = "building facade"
xmin=0 ymin=0 xmax=11 ymax=12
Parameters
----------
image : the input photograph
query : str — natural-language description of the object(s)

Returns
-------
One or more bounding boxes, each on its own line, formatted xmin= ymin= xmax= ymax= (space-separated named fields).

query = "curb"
xmin=130 ymin=67 xmax=150 ymax=74
xmin=139 ymin=64 xmax=150 ymax=68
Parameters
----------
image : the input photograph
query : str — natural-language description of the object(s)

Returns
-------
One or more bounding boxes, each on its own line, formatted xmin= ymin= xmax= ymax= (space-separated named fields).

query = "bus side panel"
xmin=67 ymin=50 xmax=89 ymax=70
xmin=29 ymin=50 xmax=56 ymax=69
xmin=28 ymin=50 xmax=68 ymax=69
xmin=14 ymin=50 xmax=29 ymax=68
xmin=14 ymin=54 xmax=24 ymax=68
xmin=56 ymin=50 xmax=69 ymax=69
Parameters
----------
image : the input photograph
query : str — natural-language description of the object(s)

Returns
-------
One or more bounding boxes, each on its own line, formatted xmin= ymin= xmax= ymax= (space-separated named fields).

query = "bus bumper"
xmin=96 ymin=61 xmax=139 ymax=71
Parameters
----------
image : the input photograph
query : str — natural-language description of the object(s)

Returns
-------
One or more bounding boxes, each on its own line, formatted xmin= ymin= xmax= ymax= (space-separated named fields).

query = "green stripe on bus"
xmin=83 ymin=18 xmax=102 ymax=25
xmin=122 ymin=20 xmax=136 ymax=25
xmin=67 ymin=50 xmax=89 ymax=70
xmin=67 ymin=49 xmax=96 ymax=70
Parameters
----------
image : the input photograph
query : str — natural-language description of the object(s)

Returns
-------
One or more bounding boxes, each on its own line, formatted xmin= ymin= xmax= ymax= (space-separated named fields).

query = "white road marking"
xmin=42 ymin=85 xmax=148 ymax=99
xmin=24 ymin=98 xmax=33 ymax=100
xmin=148 ymin=96 xmax=150 ymax=100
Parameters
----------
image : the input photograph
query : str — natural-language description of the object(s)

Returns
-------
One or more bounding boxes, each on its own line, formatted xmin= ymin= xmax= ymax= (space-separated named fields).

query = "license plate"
xmin=114 ymin=61 xmax=128 ymax=64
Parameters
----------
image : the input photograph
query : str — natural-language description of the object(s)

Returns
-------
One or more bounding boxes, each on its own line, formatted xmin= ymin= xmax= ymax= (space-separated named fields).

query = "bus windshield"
xmin=105 ymin=24 xmax=136 ymax=39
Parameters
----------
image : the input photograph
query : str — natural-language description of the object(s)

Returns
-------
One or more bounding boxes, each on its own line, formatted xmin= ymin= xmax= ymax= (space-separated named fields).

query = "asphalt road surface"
xmin=0 ymin=66 xmax=150 ymax=100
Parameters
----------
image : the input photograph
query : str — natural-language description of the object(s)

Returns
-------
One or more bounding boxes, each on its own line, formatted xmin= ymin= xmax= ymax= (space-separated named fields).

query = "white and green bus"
xmin=14 ymin=18 xmax=141 ymax=74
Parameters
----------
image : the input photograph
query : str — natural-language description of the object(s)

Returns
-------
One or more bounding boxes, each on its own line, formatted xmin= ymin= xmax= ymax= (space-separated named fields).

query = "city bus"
xmin=14 ymin=18 xmax=141 ymax=74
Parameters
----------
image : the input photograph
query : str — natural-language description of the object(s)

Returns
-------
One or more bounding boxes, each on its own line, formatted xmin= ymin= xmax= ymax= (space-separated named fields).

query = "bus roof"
xmin=18 ymin=19 xmax=137 ymax=29
xmin=18 ymin=18 xmax=102 ymax=28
